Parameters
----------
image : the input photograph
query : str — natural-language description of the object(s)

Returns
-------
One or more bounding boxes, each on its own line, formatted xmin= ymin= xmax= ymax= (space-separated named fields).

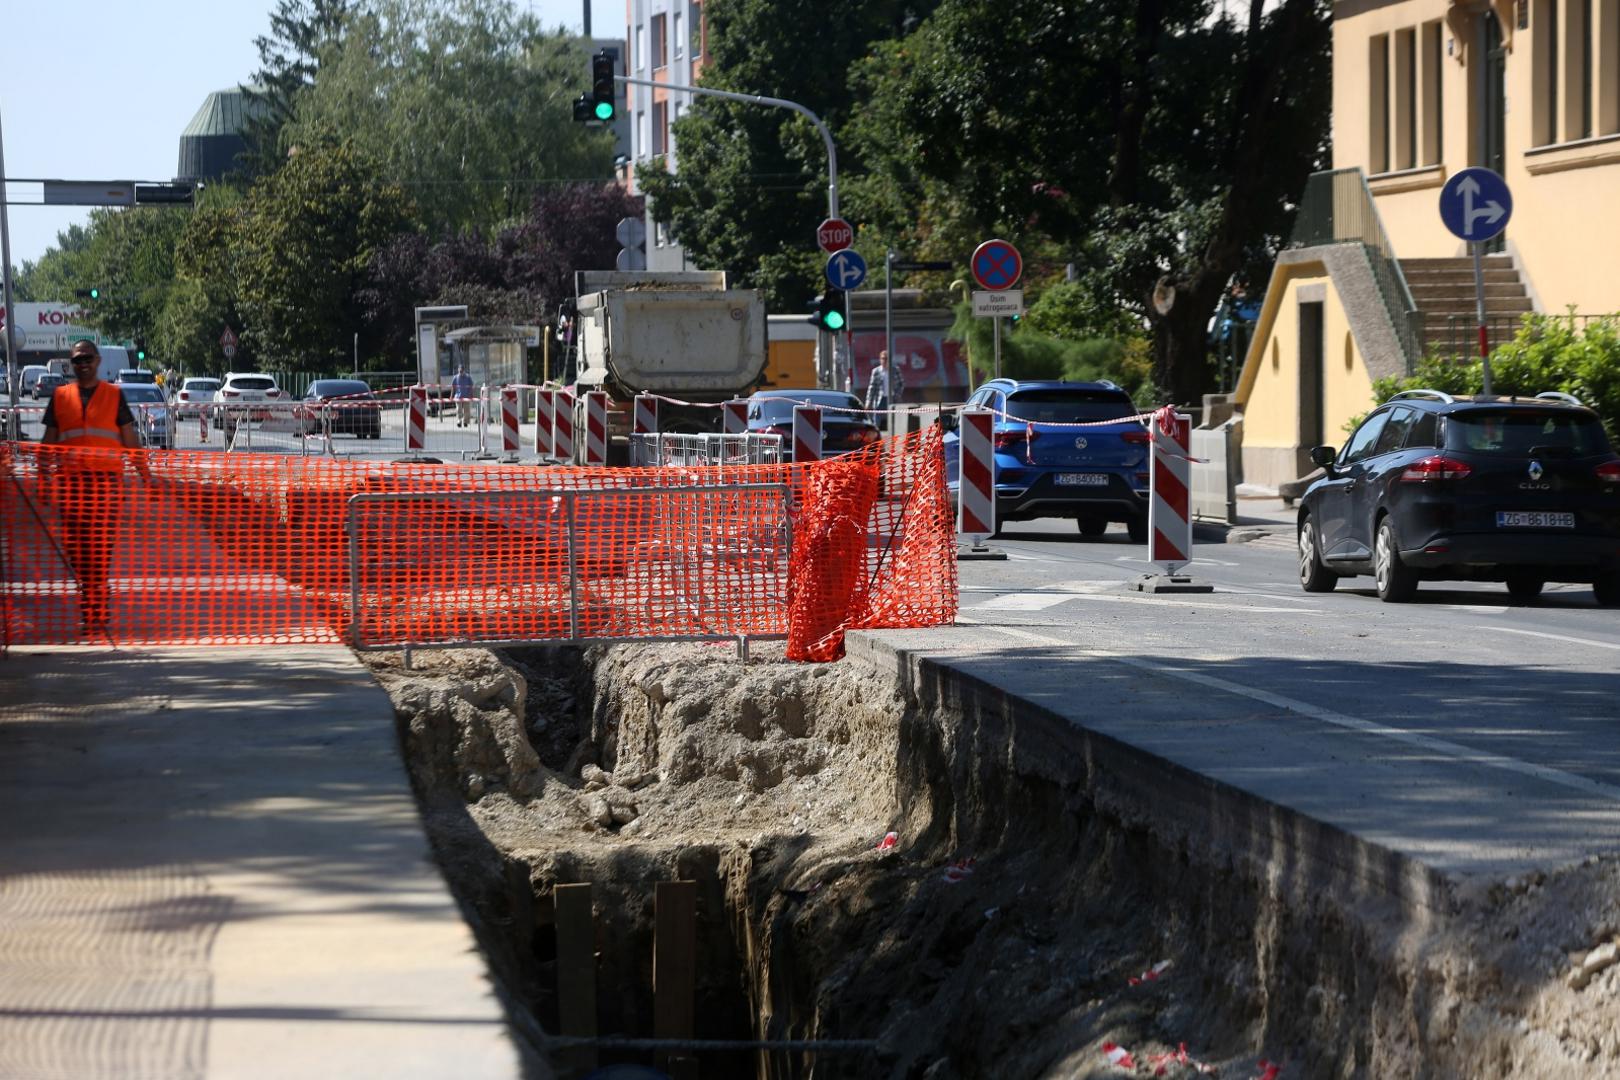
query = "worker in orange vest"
xmin=40 ymin=339 xmax=146 ymax=637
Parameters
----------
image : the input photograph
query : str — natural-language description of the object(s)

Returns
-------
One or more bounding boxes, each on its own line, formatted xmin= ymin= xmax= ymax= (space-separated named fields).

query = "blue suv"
xmin=944 ymin=379 xmax=1150 ymax=539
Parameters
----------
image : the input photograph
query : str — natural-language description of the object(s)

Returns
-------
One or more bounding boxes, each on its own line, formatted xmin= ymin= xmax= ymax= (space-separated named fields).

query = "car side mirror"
xmin=940 ymin=411 xmax=959 ymax=432
xmin=1309 ymin=445 xmax=1337 ymax=470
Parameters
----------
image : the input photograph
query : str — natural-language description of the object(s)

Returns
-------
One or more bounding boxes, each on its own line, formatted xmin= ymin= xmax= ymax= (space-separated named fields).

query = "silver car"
xmin=118 ymin=383 xmax=173 ymax=450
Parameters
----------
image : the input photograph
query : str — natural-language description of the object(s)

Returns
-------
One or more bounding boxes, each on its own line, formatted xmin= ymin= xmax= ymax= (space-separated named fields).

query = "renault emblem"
xmin=1528 ymin=460 xmax=1544 ymax=481
xmin=1074 ymin=436 xmax=1088 ymax=450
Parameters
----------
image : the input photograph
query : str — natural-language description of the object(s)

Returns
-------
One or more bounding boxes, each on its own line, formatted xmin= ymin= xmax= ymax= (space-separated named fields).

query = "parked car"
xmin=943 ymin=379 xmax=1150 ymax=539
xmin=296 ymin=378 xmax=383 ymax=438
xmin=214 ymin=372 xmax=283 ymax=431
xmin=115 ymin=369 xmax=157 ymax=384
xmin=18 ymin=364 xmax=48 ymax=398
xmin=118 ymin=383 xmax=173 ymax=450
xmin=745 ymin=389 xmax=882 ymax=460
xmin=32 ymin=372 xmax=69 ymax=400
xmin=174 ymin=377 xmax=220 ymax=417
xmin=1297 ymin=389 xmax=1620 ymax=605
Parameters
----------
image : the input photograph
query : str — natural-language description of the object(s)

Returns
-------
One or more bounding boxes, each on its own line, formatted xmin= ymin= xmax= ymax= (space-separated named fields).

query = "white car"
xmin=118 ymin=383 xmax=173 ymax=450
xmin=175 ymin=377 xmax=221 ymax=417
xmin=215 ymin=372 xmax=283 ymax=431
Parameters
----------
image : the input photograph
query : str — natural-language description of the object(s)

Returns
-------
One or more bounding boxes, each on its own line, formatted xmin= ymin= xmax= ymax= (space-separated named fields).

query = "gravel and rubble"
xmin=363 ymin=642 xmax=1620 ymax=1078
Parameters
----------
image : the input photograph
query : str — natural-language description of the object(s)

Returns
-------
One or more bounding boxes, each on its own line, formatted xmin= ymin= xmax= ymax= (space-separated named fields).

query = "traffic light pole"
xmin=0 ymin=106 xmax=20 ymax=439
xmin=615 ymin=76 xmax=840 ymax=220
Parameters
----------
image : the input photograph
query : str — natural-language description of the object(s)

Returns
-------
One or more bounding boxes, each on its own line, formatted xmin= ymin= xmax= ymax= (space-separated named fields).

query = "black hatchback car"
xmin=1297 ymin=389 xmax=1620 ymax=604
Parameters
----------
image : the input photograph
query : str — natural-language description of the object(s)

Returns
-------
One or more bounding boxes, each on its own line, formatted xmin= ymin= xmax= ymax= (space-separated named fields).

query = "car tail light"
xmin=1121 ymin=430 xmax=1151 ymax=445
xmin=1135 ymin=471 xmax=1150 ymax=486
xmin=178 ymin=391 xmax=190 ymax=401
xmin=267 ymin=389 xmax=281 ymax=398
xmin=1596 ymin=461 xmax=1620 ymax=483
xmin=994 ymin=430 xmax=1034 ymax=451
xmin=1400 ymin=455 xmax=1472 ymax=482
xmin=222 ymin=390 xmax=240 ymax=399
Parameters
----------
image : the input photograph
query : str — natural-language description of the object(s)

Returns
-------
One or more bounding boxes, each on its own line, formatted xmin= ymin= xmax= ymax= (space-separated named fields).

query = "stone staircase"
xmin=1400 ymin=255 xmax=1534 ymax=360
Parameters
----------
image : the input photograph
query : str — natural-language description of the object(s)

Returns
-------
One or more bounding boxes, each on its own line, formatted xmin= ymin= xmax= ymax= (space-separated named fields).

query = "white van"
xmin=93 ymin=346 xmax=131 ymax=384
xmin=19 ymin=364 xmax=47 ymax=396
xmin=46 ymin=358 xmax=72 ymax=379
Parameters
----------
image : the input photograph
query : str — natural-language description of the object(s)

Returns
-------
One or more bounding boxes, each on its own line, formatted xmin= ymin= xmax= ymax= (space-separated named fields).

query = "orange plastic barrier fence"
xmin=0 ymin=427 xmax=956 ymax=661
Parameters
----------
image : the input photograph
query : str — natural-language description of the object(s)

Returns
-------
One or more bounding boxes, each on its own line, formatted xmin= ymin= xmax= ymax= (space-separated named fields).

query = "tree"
xmin=287 ymin=0 xmax=617 ymax=237
xmin=241 ymin=0 xmax=363 ymax=177
xmin=228 ymin=140 xmax=414 ymax=369
xmin=849 ymin=0 xmax=1331 ymax=406
xmin=636 ymin=0 xmax=935 ymax=310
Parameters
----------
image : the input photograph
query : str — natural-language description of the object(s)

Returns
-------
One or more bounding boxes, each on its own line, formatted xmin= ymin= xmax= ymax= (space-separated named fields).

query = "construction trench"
xmin=364 ymin=639 xmax=1620 ymax=1079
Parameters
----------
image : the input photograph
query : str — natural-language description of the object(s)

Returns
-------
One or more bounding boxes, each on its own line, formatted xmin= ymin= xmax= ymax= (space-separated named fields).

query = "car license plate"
xmin=1055 ymin=473 xmax=1108 ymax=487
xmin=1496 ymin=511 xmax=1575 ymax=528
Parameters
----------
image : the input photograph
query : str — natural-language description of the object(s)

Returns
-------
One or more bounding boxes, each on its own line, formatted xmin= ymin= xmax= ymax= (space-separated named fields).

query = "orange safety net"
xmin=0 ymin=427 xmax=956 ymax=660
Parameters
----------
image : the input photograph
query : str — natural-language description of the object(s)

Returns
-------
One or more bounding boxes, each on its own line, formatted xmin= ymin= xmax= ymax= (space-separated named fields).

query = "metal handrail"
xmin=1290 ymin=168 xmax=1422 ymax=369
xmin=1389 ymin=389 xmax=1455 ymax=404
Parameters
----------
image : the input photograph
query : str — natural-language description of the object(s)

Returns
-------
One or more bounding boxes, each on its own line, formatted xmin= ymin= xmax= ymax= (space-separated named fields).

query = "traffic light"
xmin=75 ymin=287 xmax=102 ymax=300
xmin=591 ymin=51 xmax=617 ymax=121
xmin=808 ymin=291 xmax=847 ymax=333
xmin=134 ymin=337 xmax=148 ymax=363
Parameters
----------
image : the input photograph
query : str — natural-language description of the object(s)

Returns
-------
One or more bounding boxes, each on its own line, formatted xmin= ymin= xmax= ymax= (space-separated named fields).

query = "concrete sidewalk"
xmin=0 ymin=646 xmax=527 ymax=1080
xmin=1194 ymin=490 xmax=1297 ymax=547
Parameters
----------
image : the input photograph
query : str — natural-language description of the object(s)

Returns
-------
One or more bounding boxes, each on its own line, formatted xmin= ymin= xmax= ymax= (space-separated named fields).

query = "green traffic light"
xmin=594 ymin=100 xmax=615 ymax=121
xmin=824 ymin=309 xmax=845 ymax=331
xmin=89 ymin=288 xmax=100 ymax=300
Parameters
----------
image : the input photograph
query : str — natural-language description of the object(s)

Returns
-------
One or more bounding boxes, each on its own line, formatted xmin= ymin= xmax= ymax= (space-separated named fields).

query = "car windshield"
xmin=228 ymin=377 xmax=277 ymax=391
xmin=119 ymin=371 xmax=156 ymax=382
xmin=1445 ymin=409 xmax=1611 ymax=456
xmin=1003 ymin=389 xmax=1136 ymax=424
xmin=119 ymin=386 xmax=166 ymax=403
xmin=310 ymin=380 xmax=372 ymax=398
xmin=752 ymin=391 xmax=863 ymax=421
xmin=185 ymin=380 xmax=220 ymax=391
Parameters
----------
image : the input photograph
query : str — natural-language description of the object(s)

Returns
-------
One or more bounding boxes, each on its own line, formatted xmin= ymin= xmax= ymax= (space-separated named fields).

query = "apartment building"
xmin=623 ymin=0 xmax=706 ymax=270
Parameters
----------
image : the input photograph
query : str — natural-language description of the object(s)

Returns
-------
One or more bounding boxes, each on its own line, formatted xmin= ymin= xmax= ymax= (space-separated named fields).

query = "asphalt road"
xmin=901 ymin=516 xmax=1620 ymax=876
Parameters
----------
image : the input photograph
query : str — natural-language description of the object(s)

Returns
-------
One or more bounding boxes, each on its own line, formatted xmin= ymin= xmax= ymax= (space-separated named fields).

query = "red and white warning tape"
xmin=1102 ymin=1041 xmax=1137 ymax=1069
xmin=941 ymin=857 xmax=975 ymax=884
xmin=1127 ymin=958 xmax=1173 ymax=986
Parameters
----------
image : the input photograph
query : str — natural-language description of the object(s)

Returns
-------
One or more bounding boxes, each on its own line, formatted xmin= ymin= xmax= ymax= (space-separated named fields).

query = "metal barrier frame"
xmin=628 ymin=432 xmax=786 ymax=467
xmin=345 ymin=484 xmax=793 ymax=660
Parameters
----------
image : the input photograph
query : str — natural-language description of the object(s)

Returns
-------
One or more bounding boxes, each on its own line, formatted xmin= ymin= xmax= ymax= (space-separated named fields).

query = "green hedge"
xmin=1356 ymin=313 xmax=1620 ymax=439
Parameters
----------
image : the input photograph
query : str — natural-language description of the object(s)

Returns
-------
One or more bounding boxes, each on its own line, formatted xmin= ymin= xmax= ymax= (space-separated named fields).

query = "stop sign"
xmin=817 ymin=217 xmax=853 ymax=253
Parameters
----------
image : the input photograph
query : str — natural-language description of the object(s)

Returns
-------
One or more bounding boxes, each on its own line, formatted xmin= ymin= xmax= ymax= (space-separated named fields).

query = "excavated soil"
xmin=363 ymin=643 xmax=1620 ymax=1079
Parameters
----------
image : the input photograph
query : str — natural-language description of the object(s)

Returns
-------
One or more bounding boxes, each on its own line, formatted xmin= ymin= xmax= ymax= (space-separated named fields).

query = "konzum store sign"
xmin=0 ymin=302 xmax=105 ymax=353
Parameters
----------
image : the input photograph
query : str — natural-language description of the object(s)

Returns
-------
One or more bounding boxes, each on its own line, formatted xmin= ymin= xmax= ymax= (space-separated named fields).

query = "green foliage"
xmin=241 ymin=0 xmax=360 ymax=178
xmin=287 ymin=0 xmax=615 ymax=237
xmin=949 ymin=305 xmax=1158 ymax=405
xmin=1361 ymin=314 xmax=1620 ymax=438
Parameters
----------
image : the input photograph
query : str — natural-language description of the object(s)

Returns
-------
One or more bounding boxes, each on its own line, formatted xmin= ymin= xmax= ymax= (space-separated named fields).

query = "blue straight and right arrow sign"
xmin=1439 ymin=167 xmax=1512 ymax=242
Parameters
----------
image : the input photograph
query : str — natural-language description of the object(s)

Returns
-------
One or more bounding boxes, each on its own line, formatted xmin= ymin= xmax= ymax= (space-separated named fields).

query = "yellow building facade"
xmin=1236 ymin=0 xmax=1620 ymax=488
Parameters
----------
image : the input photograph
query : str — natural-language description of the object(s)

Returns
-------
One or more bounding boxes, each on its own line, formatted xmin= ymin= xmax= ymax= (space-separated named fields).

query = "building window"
xmin=1535 ymin=0 xmax=1558 ymax=145
xmin=1369 ymin=34 xmax=1390 ymax=172
xmin=653 ymin=101 xmax=668 ymax=155
xmin=1423 ymin=21 xmax=1443 ymax=164
xmin=1576 ymin=0 xmax=1593 ymax=139
xmin=691 ymin=2 xmax=704 ymax=58
xmin=674 ymin=12 xmax=683 ymax=60
xmin=1395 ymin=28 xmax=1417 ymax=169
xmin=636 ymin=26 xmax=645 ymax=72
xmin=637 ymin=110 xmax=647 ymax=158
xmin=652 ymin=14 xmax=667 ymax=70
xmin=1604 ymin=0 xmax=1620 ymax=135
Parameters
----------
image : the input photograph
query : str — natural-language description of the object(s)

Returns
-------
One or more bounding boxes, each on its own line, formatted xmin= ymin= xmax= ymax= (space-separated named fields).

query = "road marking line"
xmin=967 ymin=593 xmax=1073 ymax=611
xmin=1483 ymin=626 xmax=1620 ymax=652
xmin=979 ymin=626 xmax=1620 ymax=803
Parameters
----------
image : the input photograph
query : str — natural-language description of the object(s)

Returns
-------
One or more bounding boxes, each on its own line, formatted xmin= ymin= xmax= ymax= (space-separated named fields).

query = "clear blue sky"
xmin=1 ymin=0 xmax=621 ymax=269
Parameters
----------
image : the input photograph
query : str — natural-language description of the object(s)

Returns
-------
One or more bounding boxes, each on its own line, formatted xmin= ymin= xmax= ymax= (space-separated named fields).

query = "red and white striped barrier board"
xmin=792 ymin=405 xmax=822 ymax=462
xmin=553 ymin=390 xmax=575 ymax=463
xmin=957 ymin=408 xmax=995 ymax=538
xmin=1149 ymin=408 xmax=1193 ymax=571
xmin=406 ymin=386 xmax=427 ymax=451
xmin=501 ymin=386 xmax=520 ymax=454
xmin=584 ymin=390 xmax=609 ymax=466
xmin=633 ymin=393 xmax=658 ymax=437
xmin=722 ymin=399 xmax=748 ymax=435
xmin=534 ymin=389 xmax=555 ymax=459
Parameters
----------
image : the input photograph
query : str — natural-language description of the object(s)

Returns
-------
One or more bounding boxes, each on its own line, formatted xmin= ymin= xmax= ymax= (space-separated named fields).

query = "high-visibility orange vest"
xmin=52 ymin=381 xmax=125 ymax=472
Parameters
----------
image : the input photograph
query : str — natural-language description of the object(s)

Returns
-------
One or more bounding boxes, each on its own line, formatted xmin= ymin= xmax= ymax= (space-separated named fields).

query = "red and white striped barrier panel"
xmin=534 ymin=388 xmax=555 ymax=459
xmin=406 ymin=386 xmax=427 ymax=451
xmin=633 ymin=393 xmax=658 ymax=438
xmin=957 ymin=407 xmax=995 ymax=539
xmin=583 ymin=390 xmax=609 ymax=466
xmin=1149 ymin=407 xmax=1192 ymax=571
xmin=722 ymin=399 xmax=748 ymax=435
xmin=1101 ymin=1042 xmax=1136 ymax=1069
xmin=792 ymin=404 xmax=822 ymax=462
xmin=501 ymin=386 xmax=520 ymax=455
xmin=553 ymin=389 xmax=575 ymax=463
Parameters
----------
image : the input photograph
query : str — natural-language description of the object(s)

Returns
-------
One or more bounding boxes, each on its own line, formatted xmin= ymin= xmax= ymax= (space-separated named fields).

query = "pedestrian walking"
xmin=39 ymin=339 xmax=147 ymax=637
xmin=864 ymin=350 xmax=905 ymax=414
xmin=452 ymin=366 xmax=475 ymax=427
